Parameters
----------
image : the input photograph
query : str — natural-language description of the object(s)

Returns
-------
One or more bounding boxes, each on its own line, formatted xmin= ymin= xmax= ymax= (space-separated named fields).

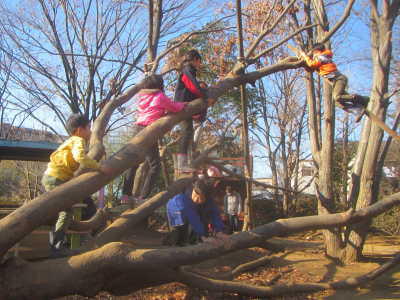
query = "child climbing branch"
xmin=174 ymin=49 xmax=215 ymax=174
xmin=290 ymin=43 xmax=369 ymax=122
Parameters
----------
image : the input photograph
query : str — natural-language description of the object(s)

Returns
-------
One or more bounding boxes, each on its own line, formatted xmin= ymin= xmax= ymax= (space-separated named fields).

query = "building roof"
xmin=0 ymin=123 xmax=63 ymax=161
xmin=0 ymin=139 xmax=59 ymax=162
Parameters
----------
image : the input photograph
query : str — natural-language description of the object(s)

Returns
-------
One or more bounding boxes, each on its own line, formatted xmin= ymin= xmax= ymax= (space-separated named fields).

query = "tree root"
xmin=230 ymin=255 xmax=272 ymax=278
xmin=177 ymin=251 xmax=400 ymax=297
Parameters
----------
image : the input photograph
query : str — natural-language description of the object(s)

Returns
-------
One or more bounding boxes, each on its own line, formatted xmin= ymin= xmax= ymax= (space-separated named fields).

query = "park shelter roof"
xmin=0 ymin=139 xmax=59 ymax=162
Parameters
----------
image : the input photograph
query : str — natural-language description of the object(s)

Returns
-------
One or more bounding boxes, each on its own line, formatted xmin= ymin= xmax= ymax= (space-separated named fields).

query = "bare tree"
xmin=288 ymin=0 xmax=399 ymax=261
xmin=0 ymin=0 xmax=399 ymax=298
xmin=250 ymin=67 xmax=308 ymax=216
xmin=0 ymin=0 xmax=147 ymax=133
xmin=344 ymin=0 xmax=400 ymax=263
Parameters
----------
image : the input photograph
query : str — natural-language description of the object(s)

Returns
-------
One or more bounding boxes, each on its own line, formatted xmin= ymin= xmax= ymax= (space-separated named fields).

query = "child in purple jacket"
xmin=121 ymin=75 xmax=186 ymax=204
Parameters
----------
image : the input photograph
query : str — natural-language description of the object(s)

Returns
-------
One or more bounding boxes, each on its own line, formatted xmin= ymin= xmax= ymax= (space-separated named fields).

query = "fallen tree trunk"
xmin=1 ymin=191 xmax=400 ymax=299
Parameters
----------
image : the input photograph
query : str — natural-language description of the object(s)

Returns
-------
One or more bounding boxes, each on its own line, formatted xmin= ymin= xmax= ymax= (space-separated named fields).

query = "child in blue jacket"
xmin=165 ymin=179 xmax=226 ymax=246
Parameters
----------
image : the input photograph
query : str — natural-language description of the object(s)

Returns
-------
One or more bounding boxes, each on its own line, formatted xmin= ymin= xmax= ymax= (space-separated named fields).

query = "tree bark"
xmin=344 ymin=1 xmax=398 ymax=262
xmin=2 ymin=191 xmax=400 ymax=299
xmin=316 ymin=78 xmax=343 ymax=258
xmin=303 ymin=0 xmax=345 ymax=259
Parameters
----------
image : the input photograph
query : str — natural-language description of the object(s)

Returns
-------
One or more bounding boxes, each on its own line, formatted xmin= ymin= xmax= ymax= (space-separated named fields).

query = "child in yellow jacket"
xmin=42 ymin=113 xmax=107 ymax=254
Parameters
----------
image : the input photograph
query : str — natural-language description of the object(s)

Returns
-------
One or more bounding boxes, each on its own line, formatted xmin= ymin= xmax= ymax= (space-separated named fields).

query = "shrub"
xmin=372 ymin=205 xmax=400 ymax=236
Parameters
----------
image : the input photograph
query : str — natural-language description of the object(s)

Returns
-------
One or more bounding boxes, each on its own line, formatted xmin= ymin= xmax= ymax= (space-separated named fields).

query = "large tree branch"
xmin=2 ymin=192 xmax=400 ymax=299
xmin=68 ymin=209 xmax=108 ymax=232
xmin=95 ymin=190 xmax=400 ymax=270
xmin=0 ymin=242 xmax=176 ymax=299
xmin=90 ymin=56 xmax=304 ymax=160
xmin=317 ymin=0 xmax=356 ymax=44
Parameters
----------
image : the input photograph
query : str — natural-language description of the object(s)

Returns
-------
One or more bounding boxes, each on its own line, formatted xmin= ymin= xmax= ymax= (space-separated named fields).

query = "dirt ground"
xmin=60 ymin=229 xmax=400 ymax=300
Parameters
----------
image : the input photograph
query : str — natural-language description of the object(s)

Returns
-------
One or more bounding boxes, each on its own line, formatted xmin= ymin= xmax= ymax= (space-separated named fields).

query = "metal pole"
xmin=236 ymin=0 xmax=253 ymax=230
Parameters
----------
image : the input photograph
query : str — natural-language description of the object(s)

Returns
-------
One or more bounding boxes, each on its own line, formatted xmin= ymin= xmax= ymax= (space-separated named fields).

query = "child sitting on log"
xmin=42 ymin=114 xmax=109 ymax=256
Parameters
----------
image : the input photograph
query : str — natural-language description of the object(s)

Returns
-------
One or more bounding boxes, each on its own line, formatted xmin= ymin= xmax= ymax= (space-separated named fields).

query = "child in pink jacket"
xmin=122 ymin=75 xmax=186 ymax=204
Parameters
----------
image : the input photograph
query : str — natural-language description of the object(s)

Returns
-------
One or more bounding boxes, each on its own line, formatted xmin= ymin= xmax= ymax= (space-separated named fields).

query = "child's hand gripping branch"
xmin=202 ymin=232 xmax=232 ymax=248
xmin=198 ymin=81 xmax=216 ymax=107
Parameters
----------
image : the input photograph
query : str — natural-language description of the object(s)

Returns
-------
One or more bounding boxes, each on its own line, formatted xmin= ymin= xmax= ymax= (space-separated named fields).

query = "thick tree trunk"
xmin=304 ymin=64 xmax=342 ymax=258
xmin=271 ymin=163 xmax=281 ymax=207
xmin=341 ymin=115 xmax=349 ymax=205
xmin=312 ymin=0 xmax=343 ymax=259
xmin=132 ymin=161 xmax=149 ymax=199
xmin=344 ymin=4 xmax=397 ymax=262
xmin=316 ymin=80 xmax=343 ymax=258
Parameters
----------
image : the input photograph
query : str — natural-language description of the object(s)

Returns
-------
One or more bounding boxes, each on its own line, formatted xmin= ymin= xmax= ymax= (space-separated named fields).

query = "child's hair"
xmin=226 ymin=185 xmax=233 ymax=192
xmin=180 ymin=49 xmax=202 ymax=70
xmin=142 ymin=74 xmax=164 ymax=90
xmin=193 ymin=178 xmax=208 ymax=195
xmin=311 ymin=43 xmax=326 ymax=52
xmin=66 ymin=114 xmax=90 ymax=135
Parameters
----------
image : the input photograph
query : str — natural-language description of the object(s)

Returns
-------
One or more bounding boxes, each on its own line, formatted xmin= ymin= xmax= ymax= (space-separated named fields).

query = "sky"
xmin=1 ymin=0 xmax=397 ymax=179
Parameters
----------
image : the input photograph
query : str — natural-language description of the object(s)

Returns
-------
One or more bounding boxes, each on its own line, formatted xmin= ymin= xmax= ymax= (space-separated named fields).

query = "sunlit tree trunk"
xmin=344 ymin=0 xmax=399 ymax=263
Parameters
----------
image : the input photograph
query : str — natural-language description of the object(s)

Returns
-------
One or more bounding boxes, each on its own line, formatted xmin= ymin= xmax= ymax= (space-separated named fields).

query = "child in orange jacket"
xmin=301 ymin=43 xmax=369 ymax=119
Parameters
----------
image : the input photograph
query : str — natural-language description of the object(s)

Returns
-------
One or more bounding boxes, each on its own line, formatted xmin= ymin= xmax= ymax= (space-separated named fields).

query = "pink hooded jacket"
xmin=135 ymin=89 xmax=186 ymax=126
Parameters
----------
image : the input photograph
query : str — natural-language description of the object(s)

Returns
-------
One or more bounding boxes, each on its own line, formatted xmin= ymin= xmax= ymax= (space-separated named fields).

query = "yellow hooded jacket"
xmin=44 ymin=136 xmax=99 ymax=181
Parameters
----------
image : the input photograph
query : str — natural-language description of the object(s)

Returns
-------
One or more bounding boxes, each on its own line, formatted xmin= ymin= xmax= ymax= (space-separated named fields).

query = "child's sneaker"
xmin=120 ymin=194 xmax=131 ymax=205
